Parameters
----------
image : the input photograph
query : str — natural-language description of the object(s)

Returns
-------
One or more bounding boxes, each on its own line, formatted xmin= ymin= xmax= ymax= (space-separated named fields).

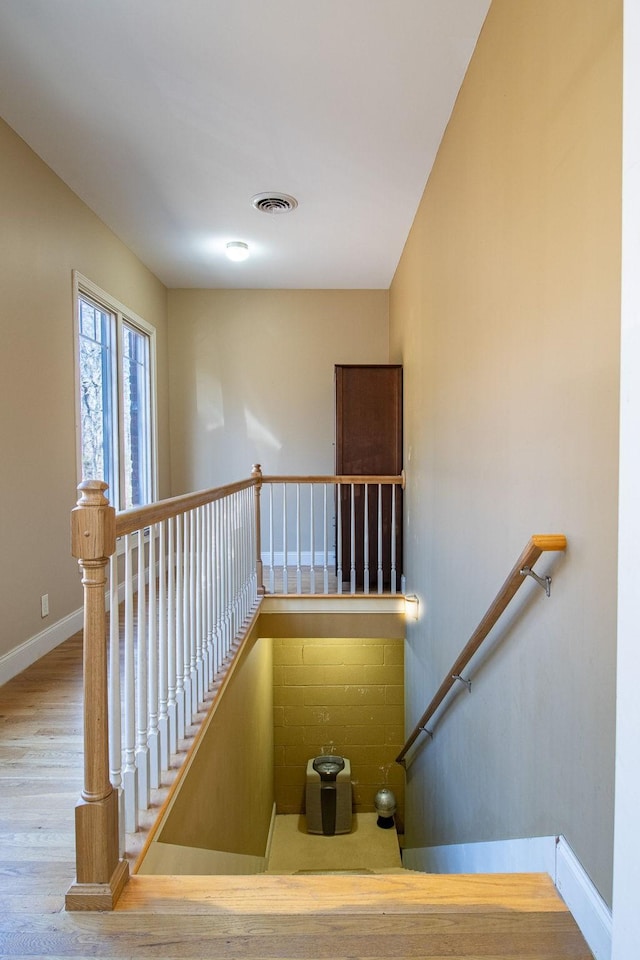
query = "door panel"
xmin=335 ymin=365 xmax=402 ymax=587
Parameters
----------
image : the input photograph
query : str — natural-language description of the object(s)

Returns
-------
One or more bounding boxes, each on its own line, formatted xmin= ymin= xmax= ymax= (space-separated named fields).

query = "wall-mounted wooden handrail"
xmin=396 ymin=534 xmax=567 ymax=767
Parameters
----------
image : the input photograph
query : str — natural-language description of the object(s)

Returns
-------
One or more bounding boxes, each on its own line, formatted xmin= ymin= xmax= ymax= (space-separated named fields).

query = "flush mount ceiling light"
xmin=226 ymin=241 xmax=250 ymax=261
xmin=251 ymin=192 xmax=298 ymax=214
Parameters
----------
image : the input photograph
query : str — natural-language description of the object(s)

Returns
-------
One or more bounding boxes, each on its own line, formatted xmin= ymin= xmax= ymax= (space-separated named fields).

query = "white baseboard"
xmin=0 ymin=572 xmax=140 ymax=687
xmin=555 ymin=836 xmax=612 ymax=960
xmin=403 ymin=834 xmax=611 ymax=960
xmin=403 ymin=834 xmax=557 ymax=876
xmin=0 ymin=607 xmax=84 ymax=686
xmin=262 ymin=550 xmax=336 ymax=567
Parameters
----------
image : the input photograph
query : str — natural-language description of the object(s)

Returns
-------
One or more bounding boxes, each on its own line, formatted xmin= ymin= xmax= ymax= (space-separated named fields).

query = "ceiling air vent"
xmin=251 ymin=192 xmax=298 ymax=214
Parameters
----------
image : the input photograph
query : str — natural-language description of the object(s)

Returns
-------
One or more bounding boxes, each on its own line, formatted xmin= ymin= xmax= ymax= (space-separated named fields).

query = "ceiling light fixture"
xmin=226 ymin=241 xmax=249 ymax=262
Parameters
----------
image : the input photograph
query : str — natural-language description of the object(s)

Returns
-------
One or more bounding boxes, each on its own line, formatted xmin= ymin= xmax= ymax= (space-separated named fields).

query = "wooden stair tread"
xmin=117 ymin=871 xmax=569 ymax=915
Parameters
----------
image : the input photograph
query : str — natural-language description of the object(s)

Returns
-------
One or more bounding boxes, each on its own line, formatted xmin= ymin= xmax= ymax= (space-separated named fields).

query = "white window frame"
xmin=73 ymin=271 xmax=158 ymax=512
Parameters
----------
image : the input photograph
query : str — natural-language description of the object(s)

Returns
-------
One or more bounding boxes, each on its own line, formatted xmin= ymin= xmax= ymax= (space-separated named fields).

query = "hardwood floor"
xmin=0 ymin=633 xmax=594 ymax=958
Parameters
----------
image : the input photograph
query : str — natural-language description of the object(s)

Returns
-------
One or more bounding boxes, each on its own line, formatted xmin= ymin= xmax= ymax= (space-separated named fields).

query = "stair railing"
xmin=258 ymin=469 xmax=405 ymax=594
xmin=66 ymin=465 xmax=405 ymax=910
xmin=396 ymin=534 xmax=567 ymax=766
xmin=66 ymin=474 xmax=260 ymax=910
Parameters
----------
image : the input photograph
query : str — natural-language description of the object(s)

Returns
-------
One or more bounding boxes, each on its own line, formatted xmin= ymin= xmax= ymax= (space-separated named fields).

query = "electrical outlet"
xmin=41 ymin=594 xmax=49 ymax=618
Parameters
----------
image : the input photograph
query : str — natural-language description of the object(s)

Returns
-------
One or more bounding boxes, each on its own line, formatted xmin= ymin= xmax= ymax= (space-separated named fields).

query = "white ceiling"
xmin=0 ymin=1 xmax=490 ymax=289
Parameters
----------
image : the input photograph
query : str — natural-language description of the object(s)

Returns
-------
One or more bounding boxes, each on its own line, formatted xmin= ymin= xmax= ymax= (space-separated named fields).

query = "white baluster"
xmin=182 ymin=512 xmax=193 ymax=725
xmin=309 ymin=484 xmax=316 ymax=594
xmin=244 ymin=489 xmax=250 ymax=611
xmin=391 ymin=484 xmax=397 ymax=594
xmin=193 ymin=509 xmax=204 ymax=709
xmin=158 ymin=520 xmax=170 ymax=771
xmin=205 ymin=502 xmax=214 ymax=688
xmin=251 ymin=484 xmax=259 ymax=601
xmin=212 ymin=500 xmax=219 ymax=672
xmin=188 ymin=510 xmax=198 ymax=716
xmin=222 ymin=497 xmax=233 ymax=659
xmin=213 ymin=500 xmax=219 ymax=672
xmin=337 ymin=483 xmax=343 ymax=594
xmin=232 ymin=492 xmax=240 ymax=634
xmin=166 ymin=516 xmax=178 ymax=754
xmin=147 ymin=525 xmax=161 ymax=790
xmin=364 ymin=483 xmax=370 ymax=595
xmin=241 ymin=488 xmax=249 ymax=618
xmin=248 ymin=486 xmax=255 ymax=608
xmin=108 ymin=554 xmax=125 ymax=856
xmin=296 ymin=483 xmax=302 ymax=594
xmin=241 ymin=490 xmax=247 ymax=616
xmin=350 ymin=483 xmax=356 ymax=594
xmin=218 ymin=498 xmax=225 ymax=658
xmin=323 ymin=483 xmax=329 ymax=594
xmin=268 ymin=484 xmax=275 ymax=593
xmin=377 ymin=483 xmax=384 ymax=594
xmin=175 ymin=515 xmax=186 ymax=740
xmin=282 ymin=483 xmax=288 ymax=593
xmin=136 ymin=528 xmax=150 ymax=811
xmin=235 ymin=492 xmax=241 ymax=625
xmin=123 ymin=534 xmax=138 ymax=832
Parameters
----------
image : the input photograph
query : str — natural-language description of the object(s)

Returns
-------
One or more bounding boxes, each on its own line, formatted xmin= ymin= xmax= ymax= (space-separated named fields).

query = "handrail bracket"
xmin=520 ymin=566 xmax=552 ymax=597
xmin=452 ymin=674 xmax=472 ymax=692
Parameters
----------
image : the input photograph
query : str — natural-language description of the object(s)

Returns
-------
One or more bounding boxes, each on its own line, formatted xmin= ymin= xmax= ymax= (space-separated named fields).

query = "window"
xmin=74 ymin=273 xmax=156 ymax=511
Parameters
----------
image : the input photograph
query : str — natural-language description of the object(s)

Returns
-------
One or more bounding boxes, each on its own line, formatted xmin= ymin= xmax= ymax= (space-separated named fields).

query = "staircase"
xmin=106 ymin=871 xmax=593 ymax=958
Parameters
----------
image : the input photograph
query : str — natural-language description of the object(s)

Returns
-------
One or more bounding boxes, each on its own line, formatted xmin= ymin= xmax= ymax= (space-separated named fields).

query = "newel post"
xmin=65 ymin=481 xmax=129 ymax=911
xmin=252 ymin=464 xmax=265 ymax=595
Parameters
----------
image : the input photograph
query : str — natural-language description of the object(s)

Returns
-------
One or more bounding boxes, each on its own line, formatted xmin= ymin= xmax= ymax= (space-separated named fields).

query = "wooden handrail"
xmin=261 ymin=473 xmax=405 ymax=487
xmin=115 ymin=477 xmax=257 ymax=537
xmin=396 ymin=534 xmax=567 ymax=766
xmin=115 ymin=472 xmax=405 ymax=538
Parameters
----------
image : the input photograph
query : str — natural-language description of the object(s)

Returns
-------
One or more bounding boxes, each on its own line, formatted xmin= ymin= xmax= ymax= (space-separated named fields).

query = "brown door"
xmin=335 ymin=365 xmax=402 ymax=587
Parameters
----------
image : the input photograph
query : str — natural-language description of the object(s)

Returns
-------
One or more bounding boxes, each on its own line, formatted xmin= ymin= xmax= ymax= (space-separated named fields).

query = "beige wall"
xmin=167 ymin=289 xmax=389 ymax=492
xmin=272 ymin=636 xmax=404 ymax=823
xmin=390 ymin=0 xmax=621 ymax=905
xmin=0 ymin=118 xmax=170 ymax=665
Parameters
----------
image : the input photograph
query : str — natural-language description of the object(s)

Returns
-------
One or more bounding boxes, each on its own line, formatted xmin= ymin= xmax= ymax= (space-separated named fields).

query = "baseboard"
xmin=403 ymin=834 xmax=557 ymax=876
xmin=262 ymin=550 xmax=337 ymax=567
xmin=0 ymin=606 xmax=84 ymax=686
xmin=0 ymin=571 xmax=140 ymax=687
xmin=403 ymin=834 xmax=611 ymax=960
xmin=555 ymin=836 xmax=612 ymax=960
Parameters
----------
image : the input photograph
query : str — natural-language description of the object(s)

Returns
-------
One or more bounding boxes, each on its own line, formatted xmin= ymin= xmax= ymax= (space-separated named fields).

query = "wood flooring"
xmin=0 ymin=632 xmax=594 ymax=958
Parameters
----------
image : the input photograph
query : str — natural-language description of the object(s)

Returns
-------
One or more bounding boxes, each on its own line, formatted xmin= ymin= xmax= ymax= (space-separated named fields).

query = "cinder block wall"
xmin=273 ymin=637 xmax=405 ymax=827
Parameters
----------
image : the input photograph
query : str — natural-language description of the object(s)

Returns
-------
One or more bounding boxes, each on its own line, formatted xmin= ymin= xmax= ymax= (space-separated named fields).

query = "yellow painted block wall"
xmin=273 ymin=637 xmax=405 ymax=826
